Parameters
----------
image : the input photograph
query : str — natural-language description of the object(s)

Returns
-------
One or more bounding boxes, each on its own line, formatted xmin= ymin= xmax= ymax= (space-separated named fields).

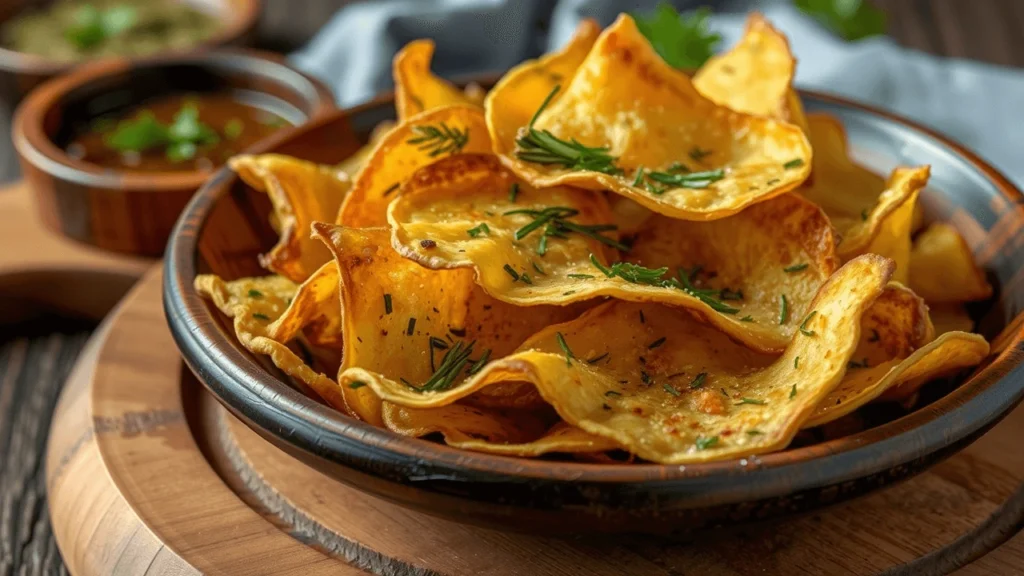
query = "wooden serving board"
xmin=43 ymin=266 xmax=1024 ymax=575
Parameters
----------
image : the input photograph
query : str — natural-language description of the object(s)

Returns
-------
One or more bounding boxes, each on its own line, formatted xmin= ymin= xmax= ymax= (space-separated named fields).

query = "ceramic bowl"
xmin=0 ymin=0 xmax=261 ymax=110
xmin=164 ymin=88 xmax=1024 ymax=534
xmin=13 ymin=49 xmax=335 ymax=256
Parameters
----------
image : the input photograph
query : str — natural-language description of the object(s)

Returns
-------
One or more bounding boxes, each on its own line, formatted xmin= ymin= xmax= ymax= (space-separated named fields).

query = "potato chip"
xmin=194 ymin=269 xmax=346 ymax=411
xmin=336 ymin=120 xmax=395 ymax=177
xmin=339 ymin=255 xmax=893 ymax=463
xmin=809 ymin=331 xmax=989 ymax=425
xmin=910 ymin=222 xmax=992 ymax=303
xmin=337 ymin=105 xmax=491 ymax=226
xmin=693 ymin=13 xmax=808 ymax=132
xmin=488 ymin=14 xmax=812 ymax=221
xmin=929 ymin=303 xmax=975 ymax=335
xmin=394 ymin=39 xmax=478 ymax=122
xmin=389 ymin=155 xmax=838 ymax=352
xmin=230 ymin=154 xmax=350 ymax=283
xmin=383 ymin=404 xmax=617 ymax=456
xmin=312 ymin=224 xmax=587 ymax=422
xmin=803 ymin=283 xmax=934 ymax=426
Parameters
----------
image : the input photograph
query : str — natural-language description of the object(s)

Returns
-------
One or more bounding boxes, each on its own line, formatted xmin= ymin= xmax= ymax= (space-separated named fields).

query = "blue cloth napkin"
xmin=291 ymin=0 xmax=1024 ymax=187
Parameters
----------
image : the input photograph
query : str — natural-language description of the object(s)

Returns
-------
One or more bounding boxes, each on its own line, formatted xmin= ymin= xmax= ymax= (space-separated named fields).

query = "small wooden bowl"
xmin=13 ymin=50 xmax=335 ymax=256
xmin=0 ymin=0 xmax=261 ymax=108
xmin=164 ymin=87 xmax=1024 ymax=534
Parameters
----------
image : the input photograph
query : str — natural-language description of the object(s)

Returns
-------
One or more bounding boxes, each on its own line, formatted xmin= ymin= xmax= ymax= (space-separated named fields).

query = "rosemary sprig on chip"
xmin=589 ymin=255 xmax=740 ymax=314
xmin=515 ymin=86 xmax=622 ymax=175
xmin=407 ymin=122 xmax=469 ymax=157
xmin=504 ymin=206 xmax=630 ymax=253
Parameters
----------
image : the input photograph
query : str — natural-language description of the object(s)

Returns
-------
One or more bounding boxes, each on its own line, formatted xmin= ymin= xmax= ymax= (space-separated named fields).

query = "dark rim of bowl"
xmin=0 ymin=0 xmax=261 ymax=74
xmin=164 ymin=88 xmax=1024 ymax=490
xmin=12 ymin=48 xmax=335 ymax=192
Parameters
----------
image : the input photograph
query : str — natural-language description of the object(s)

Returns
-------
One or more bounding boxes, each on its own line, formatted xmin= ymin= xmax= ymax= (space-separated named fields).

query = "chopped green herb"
xmin=515 ymin=86 xmax=621 ymax=174
xmin=639 ymin=310 xmax=646 ymax=323
xmin=64 ymin=4 xmax=137 ymax=50
xmin=783 ymin=263 xmax=809 ymax=273
xmin=799 ymin=311 xmax=818 ymax=336
xmin=604 ymin=390 xmax=622 ymax=397
xmin=467 ymin=223 xmax=490 ymax=237
xmin=633 ymin=4 xmax=722 ymax=69
xmin=383 ymin=294 xmax=393 ymax=315
xmin=640 ymin=370 xmax=653 ymax=385
xmin=348 ymin=381 xmax=367 ymax=389
xmin=537 ymin=235 xmax=549 ymax=256
xmin=868 ymin=329 xmax=880 ymax=342
xmin=508 ymin=182 xmax=520 ymax=202
xmin=794 ymin=0 xmax=886 ymax=41
xmin=412 ymin=340 xmax=478 ymax=392
xmin=790 ymin=384 xmax=798 ymax=399
xmin=736 ymin=398 xmax=766 ymax=406
xmin=647 ymin=337 xmax=667 ymax=349
xmin=383 ymin=182 xmax=401 ymax=197
xmin=746 ymin=429 xmax=763 ymax=436
xmin=690 ymin=372 xmax=707 ymax=389
xmin=719 ymin=288 xmax=744 ymax=301
xmin=848 ymin=358 xmax=870 ymax=369
xmin=695 ymin=435 xmax=719 ymax=451
xmin=590 ymin=256 xmax=741 ymax=314
xmin=407 ymin=122 xmax=469 ymax=156
xmin=520 ymin=273 xmax=533 ymax=285
xmin=406 ymin=318 xmax=417 ymax=335
xmin=663 ymin=383 xmax=682 ymax=397
xmin=587 ymin=353 xmax=609 ymax=365
xmin=632 ymin=166 xmax=645 ymax=186
xmin=532 ymin=260 xmax=546 ymax=275
xmin=861 ymin=208 xmax=869 ymax=221
xmin=503 ymin=264 xmax=520 ymax=281
xmin=252 ymin=312 xmax=270 ymax=321
xmin=783 ymin=158 xmax=805 ymax=170
xmin=646 ymin=168 xmax=725 ymax=189
xmin=568 ymin=273 xmax=595 ymax=279
xmin=430 ymin=336 xmax=449 ymax=350
xmin=794 ymin=356 xmax=800 ymax=369
xmin=247 ymin=289 xmax=263 ymax=298
xmin=602 ymin=403 xmax=612 ymax=410
xmin=740 ymin=315 xmax=754 ymax=322
xmin=779 ymin=294 xmax=789 ymax=325
xmin=504 ymin=205 xmax=629 ymax=252
xmin=556 ymin=332 xmax=574 ymax=366
xmin=467 ymin=349 xmax=492 ymax=375
xmin=562 ymin=290 xmax=576 ymax=295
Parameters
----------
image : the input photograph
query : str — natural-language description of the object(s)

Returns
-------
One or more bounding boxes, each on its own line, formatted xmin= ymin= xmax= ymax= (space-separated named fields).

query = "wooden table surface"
xmin=2 ymin=1 xmax=1023 ymax=574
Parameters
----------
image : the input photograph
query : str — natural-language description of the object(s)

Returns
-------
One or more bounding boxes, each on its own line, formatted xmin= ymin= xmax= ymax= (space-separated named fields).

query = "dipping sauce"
xmin=2 ymin=0 xmax=220 ymax=62
xmin=67 ymin=93 xmax=290 ymax=172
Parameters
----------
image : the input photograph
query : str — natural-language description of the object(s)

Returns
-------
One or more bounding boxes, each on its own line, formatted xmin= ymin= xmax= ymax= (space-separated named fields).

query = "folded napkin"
xmin=292 ymin=0 xmax=1024 ymax=187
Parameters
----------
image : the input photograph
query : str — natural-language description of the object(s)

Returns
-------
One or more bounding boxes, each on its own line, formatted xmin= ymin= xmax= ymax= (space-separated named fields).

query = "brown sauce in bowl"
xmin=67 ymin=93 xmax=290 ymax=173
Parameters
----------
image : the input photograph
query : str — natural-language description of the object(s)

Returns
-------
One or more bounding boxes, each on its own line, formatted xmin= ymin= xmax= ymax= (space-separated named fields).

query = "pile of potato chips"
xmin=197 ymin=13 xmax=991 ymax=464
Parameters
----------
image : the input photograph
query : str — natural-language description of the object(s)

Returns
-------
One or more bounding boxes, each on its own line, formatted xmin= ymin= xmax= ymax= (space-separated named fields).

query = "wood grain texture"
xmin=34 ymin=262 xmax=1024 ymax=576
xmin=4 ymin=1 xmax=1024 ymax=573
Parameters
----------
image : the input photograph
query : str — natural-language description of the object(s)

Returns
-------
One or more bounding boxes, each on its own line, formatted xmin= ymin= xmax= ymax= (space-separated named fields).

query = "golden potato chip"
xmin=194 ymin=269 xmax=345 ymax=411
xmin=339 ymin=255 xmax=894 ymax=463
xmin=312 ymin=224 xmax=586 ymax=422
xmin=799 ymin=113 xmax=884 ymax=216
xmin=394 ymin=39 xmax=478 ymax=122
xmin=804 ymin=283 xmax=934 ymax=426
xmin=462 ymin=81 xmax=487 ymax=107
xmin=484 ymin=19 xmax=601 ymax=157
xmin=693 ymin=13 xmax=808 ymax=132
xmin=230 ymin=154 xmax=350 ymax=283
xmin=337 ymin=105 xmax=491 ymax=226
xmin=929 ymin=303 xmax=975 ymax=335
xmin=383 ymin=404 xmax=616 ymax=456
xmin=488 ymin=14 xmax=812 ymax=221
xmin=910 ymin=222 xmax=992 ymax=303
xmin=389 ymin=155 xmax=838 ymax=352
xmin=337 ymin=120 xmax=395 ymax=177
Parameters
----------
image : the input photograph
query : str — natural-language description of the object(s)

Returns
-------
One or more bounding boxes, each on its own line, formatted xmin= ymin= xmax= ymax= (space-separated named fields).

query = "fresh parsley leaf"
xmin=794 ymin=0 xmax=886 ymax=42
xmin=104 ymin=112 xmax=169 ymax=153
xmin=633 ymin=4 xmax=722 ymax=69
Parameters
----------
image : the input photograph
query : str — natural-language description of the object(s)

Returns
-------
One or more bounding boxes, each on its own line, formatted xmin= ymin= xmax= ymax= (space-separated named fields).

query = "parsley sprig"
xmin=105 ymin=103 xmax=219 ymax=162
xmin=795 ymin=0 xmax=886 ymax=42
xmin=633 ymin=4 xmax=722 ymax=70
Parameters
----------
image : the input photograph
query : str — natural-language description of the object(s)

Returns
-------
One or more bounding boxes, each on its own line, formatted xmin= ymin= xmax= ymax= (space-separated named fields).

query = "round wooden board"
xmin=46 ymin=266 xmax=1024 ymax=575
